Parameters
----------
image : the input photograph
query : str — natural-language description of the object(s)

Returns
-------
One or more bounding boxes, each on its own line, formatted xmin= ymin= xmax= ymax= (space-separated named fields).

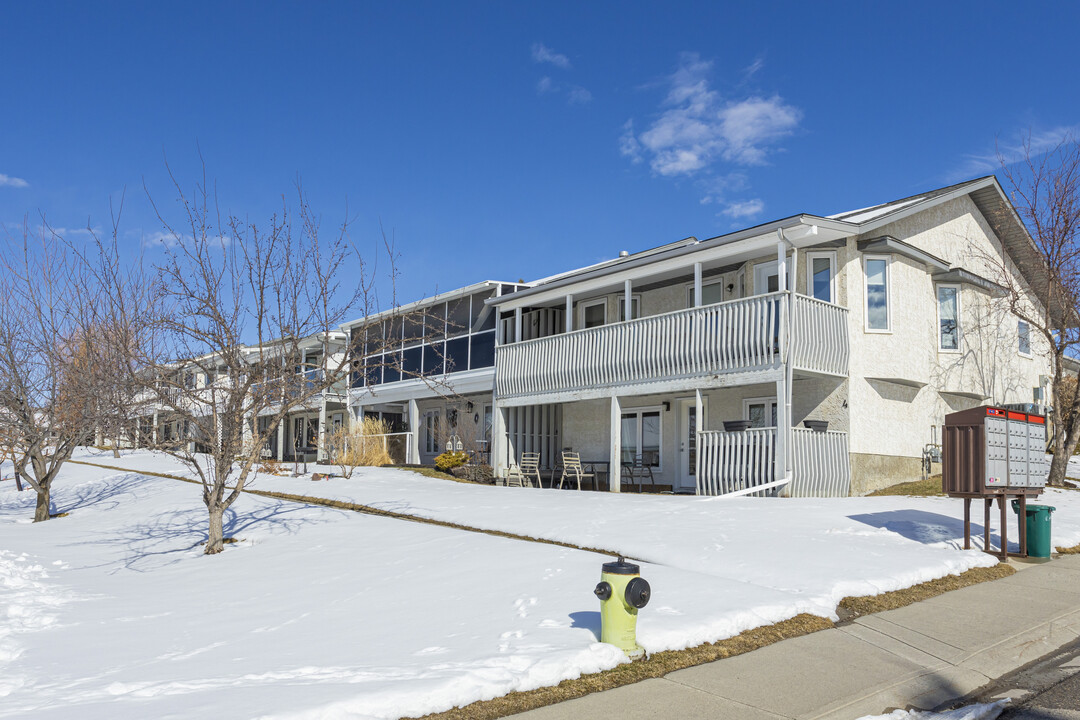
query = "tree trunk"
xmin=33 ymin=483 xmax=51 ymax=522
xmin=205 ymin=503 xmax=225 ymax=554
xmin=112 ymin=445 xmax=121 ymax=459
xmin=14 ymin=471 xmax=23 ymax=492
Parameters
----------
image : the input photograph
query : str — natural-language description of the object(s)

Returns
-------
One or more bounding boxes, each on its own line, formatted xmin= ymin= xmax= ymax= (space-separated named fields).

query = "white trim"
xmin=581 ymin=298 xmax=607 ymax=328
xmin=1018 ymin=319 xmax=1033 ymax=358
xmin=935 ymin=282 xmax=962 ymax=353
xmin=754 ymin=260 xmax=780 ymax=295
xmin=863 ymin=254 xmax=892 ymax=333
xmin=743 ymin=396 xmax=778 ymax=427
xmin=617 ymin=293 xmax=642 ymax=321
xmin=805 ymin=251 xmax=836 ymax=303
xmin=619 ymin=404 xmax=663 ymax=471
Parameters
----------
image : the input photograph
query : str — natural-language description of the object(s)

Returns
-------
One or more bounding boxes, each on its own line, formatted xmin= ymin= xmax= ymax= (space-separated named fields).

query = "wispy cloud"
xmin=531 ymin=42 xmax=590 ymax=106
xmin=947 ymin=125 xmax=1080 ymax=182
xmin=0 ymin=173 xmax=28 ymax=188
xmin=621 ymin=52 xmax=799 ymax=224
xmin=719 ymin=198 xmax=764 ymax=219
xmin=532 ymin=42 xmax=571 ymax=70
xmin=625 ymin=53 xmax=801 ymax=177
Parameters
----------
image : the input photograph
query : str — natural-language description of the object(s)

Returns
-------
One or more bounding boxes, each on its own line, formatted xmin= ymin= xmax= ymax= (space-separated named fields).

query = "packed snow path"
xmin=1 ymin=450 xmax=1078 ymax=718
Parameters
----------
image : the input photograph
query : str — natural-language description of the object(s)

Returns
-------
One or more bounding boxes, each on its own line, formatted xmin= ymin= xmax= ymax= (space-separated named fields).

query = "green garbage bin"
xmin=1012 ymin=501 xmax=1056 ymax=558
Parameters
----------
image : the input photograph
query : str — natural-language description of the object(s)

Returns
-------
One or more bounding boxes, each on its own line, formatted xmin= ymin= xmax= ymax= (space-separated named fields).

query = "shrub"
xmin=434 ymin=451 xmax=470 ymax=472
xmin=324 ymin=417 xmax=395 ymax=478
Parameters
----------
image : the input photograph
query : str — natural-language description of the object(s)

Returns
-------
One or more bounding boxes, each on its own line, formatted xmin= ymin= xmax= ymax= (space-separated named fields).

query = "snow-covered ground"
xmin=857 ymin=699 xmax=1008 ymax=719
xmin=1 ymin=449 xmax=1076 ymax=719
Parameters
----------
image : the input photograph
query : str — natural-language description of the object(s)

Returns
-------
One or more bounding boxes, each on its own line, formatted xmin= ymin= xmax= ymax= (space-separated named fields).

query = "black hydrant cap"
xmin=602 ymin=556 xmax=640 ymax=575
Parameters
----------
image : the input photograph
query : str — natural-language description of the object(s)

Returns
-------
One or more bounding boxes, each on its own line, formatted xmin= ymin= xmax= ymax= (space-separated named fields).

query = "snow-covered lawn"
xmin=2 ymin=449 xmax=1077 ymax=719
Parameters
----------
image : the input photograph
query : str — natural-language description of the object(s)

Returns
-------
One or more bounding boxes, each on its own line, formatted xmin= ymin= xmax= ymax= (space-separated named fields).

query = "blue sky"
xmin=2 ymin=2 xmax=1078 ymax=307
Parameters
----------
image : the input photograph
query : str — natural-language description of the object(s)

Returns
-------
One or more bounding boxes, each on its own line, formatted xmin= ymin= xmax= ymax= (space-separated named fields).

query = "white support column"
xmin=775 ymin=376 xmax=788 ymax=483
xmin=777 ymin=238 xmax=787 ymax=294
xmin=694 ymin=388 xmax=704 ymax=494
xmin=317 ymin=399 xmax=329 ymax=462
xmin=565 ymin=294 xmax=574 ymax=332
xmin=276 ymin=418 xmax=285 ymax=462
xmin=407 ymin=398 xmax=421 ymax=464
xmin=151 ymin=411 xmax=159 ymax=445
xmin=491 ymin=399 xmax=508 ymax=478
xmin=623 ymin=279 xmax=633 ymax=320
xmin=693 ymin=262 xmax=703 ymax=307
xmin=609 ymin=395 xmax=622 ymax=492
xmin=514 ymin=307 xmax=522 ymax=344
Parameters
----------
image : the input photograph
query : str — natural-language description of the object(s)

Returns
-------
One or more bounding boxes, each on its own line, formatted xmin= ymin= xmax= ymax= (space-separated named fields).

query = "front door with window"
xmin=676 ymin=397 xmax=705 ymax=492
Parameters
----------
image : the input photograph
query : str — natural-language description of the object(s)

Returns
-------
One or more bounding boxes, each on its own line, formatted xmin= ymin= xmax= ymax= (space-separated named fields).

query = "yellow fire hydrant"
xmin=593 ymin=557 xmax=651 ymax=659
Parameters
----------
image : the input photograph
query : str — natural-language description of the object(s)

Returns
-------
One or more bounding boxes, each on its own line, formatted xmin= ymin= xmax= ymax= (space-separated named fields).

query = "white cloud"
xmin=619 ymin=120 xmax=643 ymax=164
xmin=567 ymin=86 xmax=592 ymax=105
xmin=947 ymin=125 xmax=1080 ymax=182
xmin=532 ymin=42 xmax=571 ymax=70
xmin=743 ymin=57 xmax=765 ymax=80
xmin=142 ymin=230 xmax=180 ymax=248
xmin=0 ymin=173 xmax=28 ymax=188
xmin=625 ymin=53 xmax=801 ymax=177
xmin=536 ymin=76 xmax=554 ymax=94
xmin=720 ymin=198 xmax=765 ymax=219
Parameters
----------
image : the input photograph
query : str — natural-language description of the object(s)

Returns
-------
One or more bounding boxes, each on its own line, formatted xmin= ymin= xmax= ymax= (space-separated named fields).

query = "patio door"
xmin=676 ymin=397 xmax=705 ymax=492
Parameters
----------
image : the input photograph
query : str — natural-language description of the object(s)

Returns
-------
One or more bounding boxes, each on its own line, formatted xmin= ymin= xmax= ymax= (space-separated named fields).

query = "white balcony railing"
xmin=792 ymin=295 xmax=849 ymax=377
xmin=697 ymin=427 xmax=777 ymax=496
xmin=496 ymin=292 xmax=788 ymax=400
xmin=789 ymin=428 xmax=851 ymax=497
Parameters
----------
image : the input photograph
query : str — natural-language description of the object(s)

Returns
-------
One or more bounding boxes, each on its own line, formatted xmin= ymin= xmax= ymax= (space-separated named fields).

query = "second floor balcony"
xmin=495 ymin=292 xmax=848 ymax=403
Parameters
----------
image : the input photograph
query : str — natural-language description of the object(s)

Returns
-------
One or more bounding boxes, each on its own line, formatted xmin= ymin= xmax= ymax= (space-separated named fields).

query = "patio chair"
xmin=519 ymin=452 xmax=542 ymax=488
xmin=622 ymin=453 xmax=656 ymax=493
xmin=506 ymin=465 xmax=527 ymax=488
xmin=558 ymin=451 xmax=594 ymax=490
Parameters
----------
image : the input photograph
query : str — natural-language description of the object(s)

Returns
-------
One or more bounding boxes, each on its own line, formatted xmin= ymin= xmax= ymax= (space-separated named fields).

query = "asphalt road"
xmin=961 ymin=636 xmax=1080 ymax=719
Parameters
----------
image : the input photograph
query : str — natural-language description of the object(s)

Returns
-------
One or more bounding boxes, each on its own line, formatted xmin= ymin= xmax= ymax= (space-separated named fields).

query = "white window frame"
xmin=863 ymin=254 xmax=892 ymax=333
xmin=685 ymin=279 xmax=726 ymax=308
xmin=805 ymin=251 xmax=837 ymax=304
xmin=754 ymin=260 xmax=782 ymax=295
xmin=620 ymin=405 xmax=663 ymax=470
xmin=581 ymin=298 xmax=607 ymax=329
xmin=422 ymin=409 xmax=441 ymax=455
xmin=617 ymin=293 xmax=642 ymax=321
xmin=936 ymin=283 xmax=961 ymax=353
xmin=1018 ymin=320 xmax=1032 ymax=358
xmin=743 ymin=396 xmax=778 ymax=428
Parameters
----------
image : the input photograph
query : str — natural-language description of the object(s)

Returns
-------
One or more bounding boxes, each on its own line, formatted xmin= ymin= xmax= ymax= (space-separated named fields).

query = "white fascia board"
xmin=490 ymin=218 xmax=854 ymax=310
xmin=348 ymin=367 xmax=495 ymax=405
xmin=855 ymin=177 xmax=998 ymax=234
xmin=339 ymin=281 xmax=527 ymax=332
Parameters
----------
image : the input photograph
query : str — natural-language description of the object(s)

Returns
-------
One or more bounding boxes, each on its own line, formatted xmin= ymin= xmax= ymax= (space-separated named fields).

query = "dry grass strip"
xmin=867 ymin=476 xmax=944 ymax=497
xmin=1056 ymin=542 xmax=1080 ymax=554
xmin=67 ymin=459 xmax=625 ymax=558
xmin=70 ymin=458 xmax=1017 ymax=720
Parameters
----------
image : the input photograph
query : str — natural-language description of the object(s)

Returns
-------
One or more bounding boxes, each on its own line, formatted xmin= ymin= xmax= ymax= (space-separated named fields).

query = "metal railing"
xmin=791 ymin=295 xmax=849 ymax=377
xmin=789 ymin=428 xmax=850 ymax=497
xmin=697 ymin=427 xmax=777 ymax=496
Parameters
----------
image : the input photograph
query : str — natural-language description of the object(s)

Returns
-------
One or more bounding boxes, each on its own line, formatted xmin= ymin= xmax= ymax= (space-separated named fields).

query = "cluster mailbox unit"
xmin=942 ymin=406 xmax=1049 ymax=559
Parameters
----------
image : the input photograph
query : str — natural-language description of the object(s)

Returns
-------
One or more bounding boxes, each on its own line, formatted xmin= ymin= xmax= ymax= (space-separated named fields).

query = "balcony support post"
xmin=623 ymin=279 xmax=633 ymax=320
xmin=276 ymin=417 xmax=285 ymax=462
xmin=151 ymin=411 xmax=159 ymax=446
xmin=565 ymin=294 xmax=574 ymax=332
xmin=609 ymin=394 xmax=622 ymax=492
xmin=514 ymin=307 xmax=522 ymax=344
xmin=492 ymin=398 xmax=509 ymax=479
xmin=407 ymin=398 xmax=421 ymax=464
xmin=317 ymin=399 xmax=329 ymax=462
xmin=694 ymin=262 xmax=703 ymax=307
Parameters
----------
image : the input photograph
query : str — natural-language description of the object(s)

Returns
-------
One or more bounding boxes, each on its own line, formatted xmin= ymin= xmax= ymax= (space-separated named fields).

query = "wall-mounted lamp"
xmin=466 ymin=401 xmax=474 ymax=413
xmin=662 ymin=401 xmax=670 ymax=411
xmin=726 ymin=283 xmax=735 ymax=293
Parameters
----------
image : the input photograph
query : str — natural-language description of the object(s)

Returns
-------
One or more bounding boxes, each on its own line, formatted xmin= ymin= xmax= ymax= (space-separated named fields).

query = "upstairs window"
xmin=617 ymin=295 xmax=641 ymax=321
xmin=582 ymin=299 xmax=606 ymax=328
xmin=806 ymin=252 xmax=836 ymax=303
xmin=1018 ymin=320 xmax=1031 ymax=356
xmin=937 ymin=284 xmax=960 ymax=351
xmin=864 ymin=256 xmax=890 ymax=331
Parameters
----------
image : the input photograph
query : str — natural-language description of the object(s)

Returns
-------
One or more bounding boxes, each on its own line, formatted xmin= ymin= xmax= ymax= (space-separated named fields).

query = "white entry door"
xmin=676 ymin=397 xmax=705 ymax=492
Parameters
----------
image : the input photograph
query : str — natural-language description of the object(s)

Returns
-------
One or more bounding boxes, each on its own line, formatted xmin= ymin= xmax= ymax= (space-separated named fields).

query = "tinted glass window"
xmin=401 ymin=346 xmax=422 ymax=377
xmin=469 ymin=331 xmax=495 ymax=369
xmin=425 ymin=303 xmax=446 ymax=338
xmin=382 ymin=352 xmax=401 ymax=383
xmin=812 ymin=257 xmax=832 ymax=302
xmin=866 ymin=259 xmax=888 ymax=330
xmin=423 ymin=342 xmax=445 ymax=375
xmin=447 ymin=297 xmax=470 ymax=335
xmin=403 ymin=311 xmax=424 ymax=344
xmin=445 ymin=337 xmax=469 ymax=373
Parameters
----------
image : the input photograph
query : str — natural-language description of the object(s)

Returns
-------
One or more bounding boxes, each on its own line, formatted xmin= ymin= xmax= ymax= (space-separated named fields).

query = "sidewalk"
xmin=512 ymin=555 xmax=1080 ymax=720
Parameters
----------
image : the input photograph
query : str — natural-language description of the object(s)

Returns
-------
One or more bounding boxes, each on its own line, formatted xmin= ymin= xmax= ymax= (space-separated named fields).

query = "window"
xmin=617 ymin=295 xmax=641 ymax=321
xmin=620 ymin=409 xmax=661 ymax=467
xmin=469 ymin=331 xmax=495 ymax=369
xmin=937 ymin=284 xmax=960 ymax=351
xmin=1018 ymin=320 xmax=1031 ymax=356
xmin=685 ymin=280 xmax=725 ymax=307
xmin=582 ymin=299 xmax=606 ymax=328
xmin=864 ymin=256 xmax=890 ymax=331
xmin=423 ymin=410 xmax=441 ymax=454
xmin=806 ymin=252 xmax=836 ymax=303
xmin=744 ymin=397 xmax=778 ymax=428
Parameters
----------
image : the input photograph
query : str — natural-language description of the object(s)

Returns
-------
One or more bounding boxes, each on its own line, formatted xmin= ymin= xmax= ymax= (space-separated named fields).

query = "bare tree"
xmin=133 ymin=166 xmax=379 ymax=554
xmin=989 ymin=133 xmax=1080 ymax=485
xmin=0 ymin=222 xmax=101 ymax=521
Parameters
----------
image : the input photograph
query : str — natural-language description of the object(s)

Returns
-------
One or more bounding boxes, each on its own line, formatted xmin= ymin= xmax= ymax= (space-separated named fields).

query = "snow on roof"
xmin=827 ymin=176 xmax=994 ymax=226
